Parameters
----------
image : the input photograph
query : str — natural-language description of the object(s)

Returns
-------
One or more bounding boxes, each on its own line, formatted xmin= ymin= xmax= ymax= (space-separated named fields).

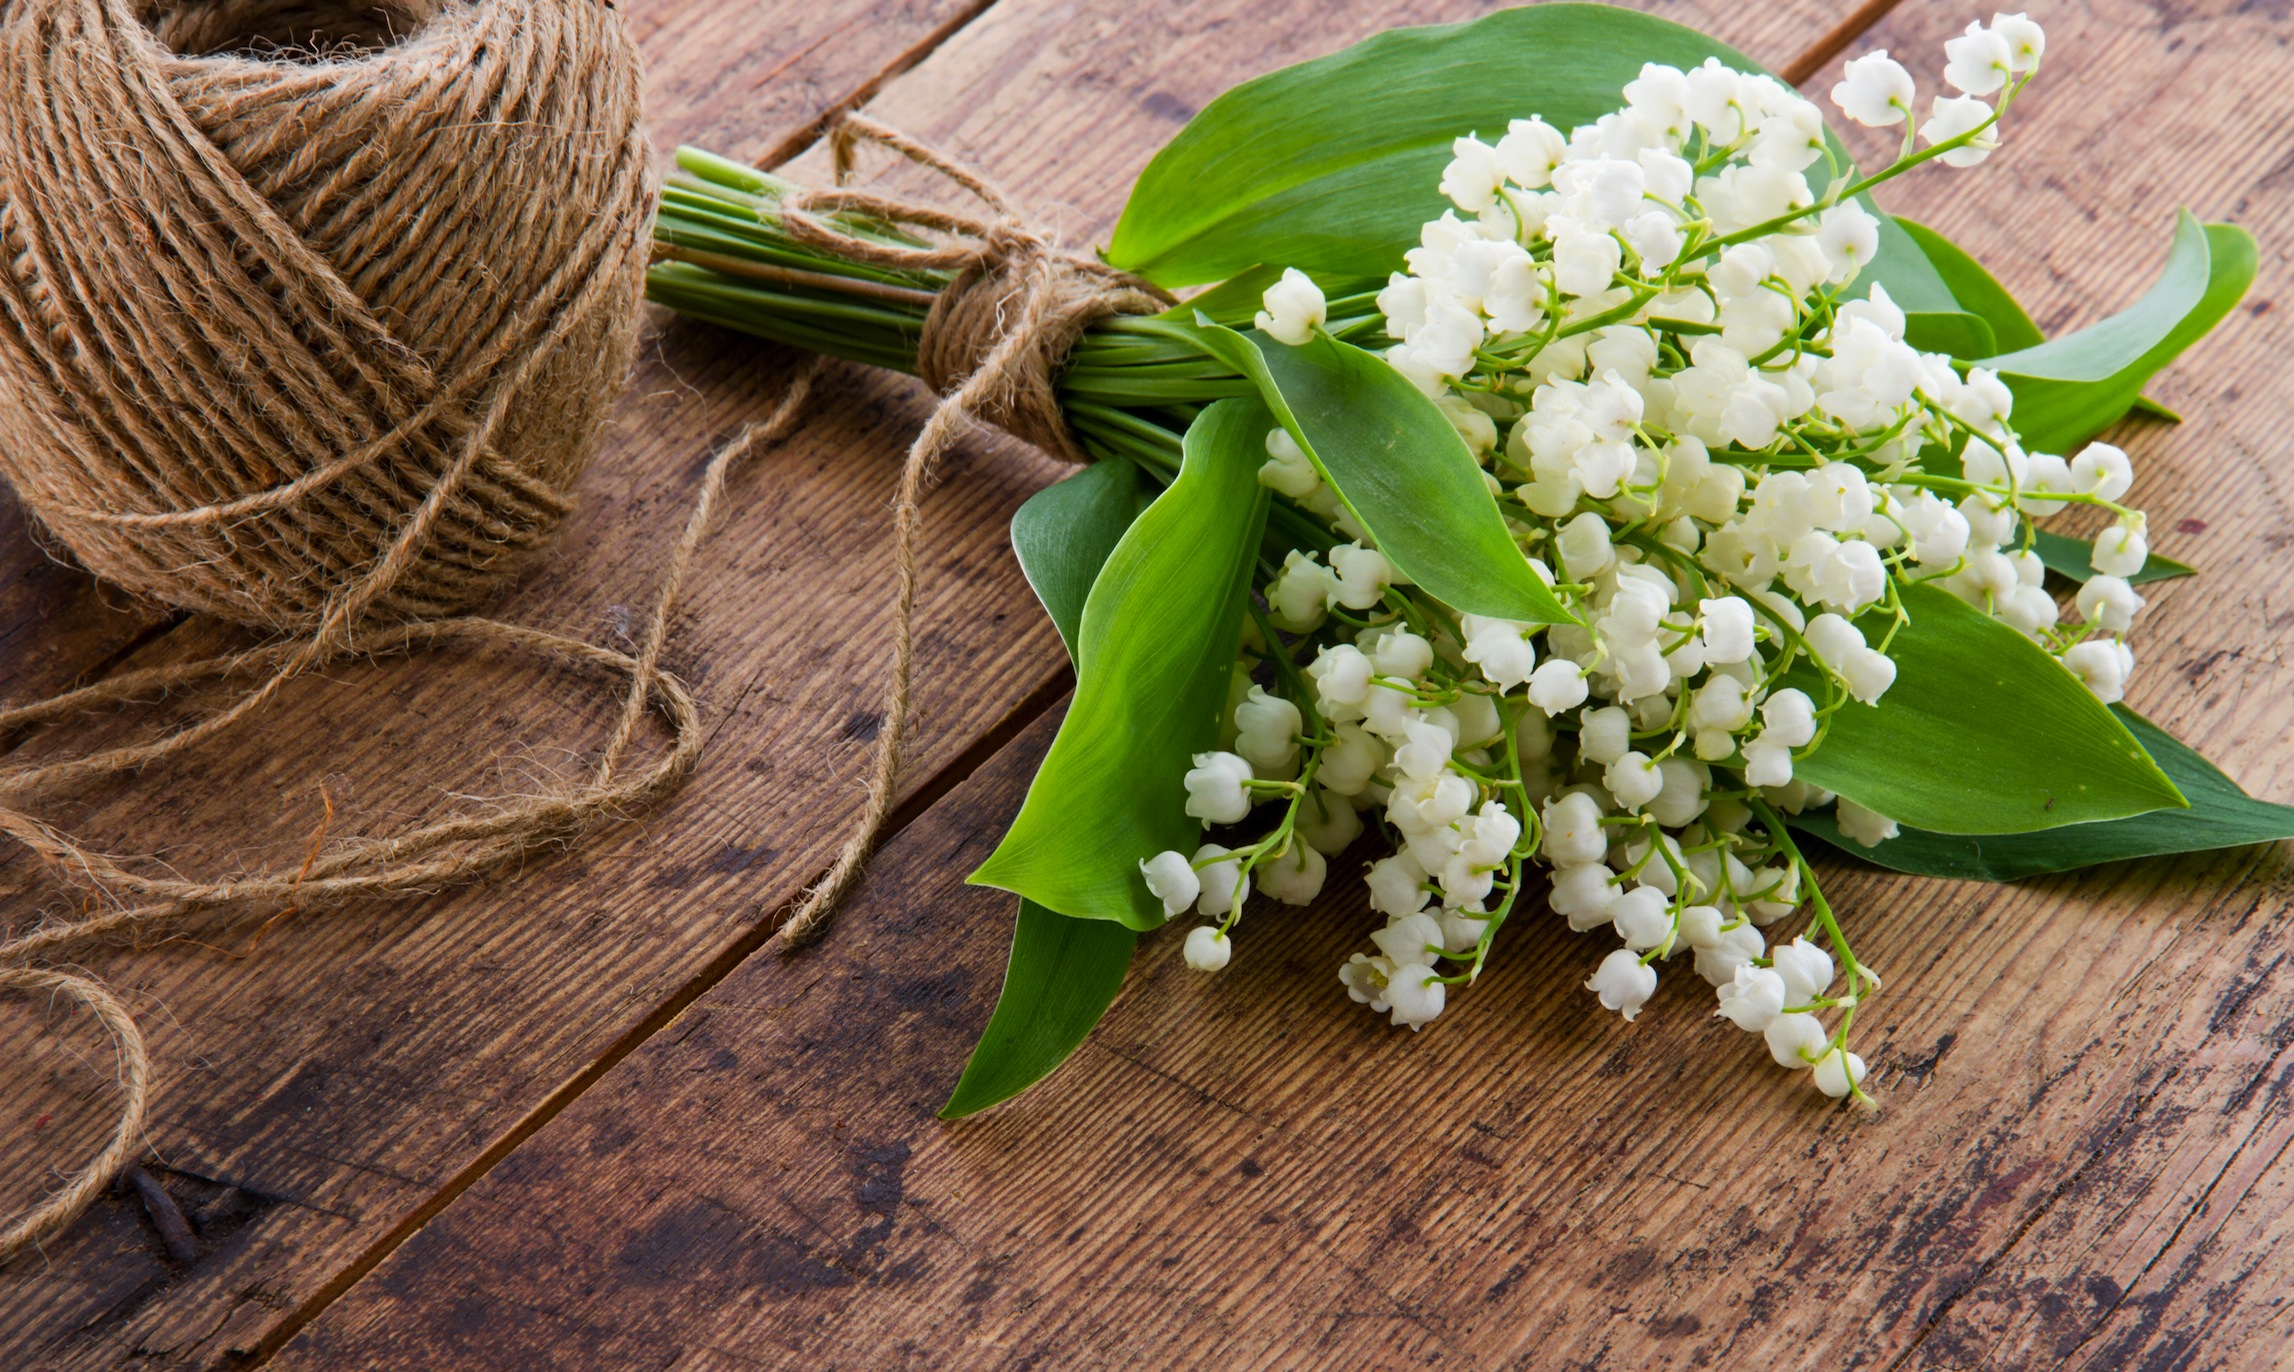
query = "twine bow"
xmin=759 ymin=114 xmax=1171 ymax=951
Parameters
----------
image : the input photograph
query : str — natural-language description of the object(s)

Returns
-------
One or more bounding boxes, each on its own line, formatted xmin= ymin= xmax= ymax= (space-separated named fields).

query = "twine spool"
xmin=0 ymin=0 xmax=781 ymax=1264
xmin=0 ymin=0 xmax=654 ymax=629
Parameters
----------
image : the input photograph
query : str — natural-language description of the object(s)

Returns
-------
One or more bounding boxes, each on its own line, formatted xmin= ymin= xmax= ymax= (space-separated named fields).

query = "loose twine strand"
xmin=756 ymin=114 xmax=1170 ymax=953
xmin=0 ymin=0 xmax=806 ymax=1264
xmin=0 ymin=76 xmax=1163 ymax=1256
xmin=0 ymin=367 xmax=819 ymax=1264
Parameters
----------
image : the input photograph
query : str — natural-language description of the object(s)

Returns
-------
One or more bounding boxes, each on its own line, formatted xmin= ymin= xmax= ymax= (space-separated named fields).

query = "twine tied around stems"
xmin=756 ymin=114 xmax=1172 ymax=952
xmin=0 ymin=0 xmax=826 ymax=1263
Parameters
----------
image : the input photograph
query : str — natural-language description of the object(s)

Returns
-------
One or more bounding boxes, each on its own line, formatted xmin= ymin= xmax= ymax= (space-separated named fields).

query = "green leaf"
xmin=1108 ymin=7 xmax=1768 ymax=286
xmin=1988 ymin=214 xmax=2256 ymax=453
xmin=941 ymin=899 xmax=1135 ymax=1119
xmin=1795 ymin=708 xmax=2294 ymax=880
xmin=1894 ymin=216 xmax=2046 ymax=354
xmin=2029 ymin=526 xmax=2197 ymax=587
xmin=1790 ymin=582 xmax=2185 ymax=833
xmin=1862 ymin=210 xmax=1967 ymax=319
xmin=1178 ymin=319 xmax=1576 ymax=626
xmin=969 ymin=399 xmax=1271 ymax=928
xmin=1010 ymin=459 xmax=1152 ymax=658
xmin=1108 ymin=2 xmax=1950 ymax=342
xmin=1902 ymin=309 xmax=1998 ymax=361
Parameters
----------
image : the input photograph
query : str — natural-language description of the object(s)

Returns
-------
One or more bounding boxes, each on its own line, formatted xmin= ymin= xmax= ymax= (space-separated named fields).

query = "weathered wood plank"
xmin=0 ymin=0 xmax=1020 ymax=1363
xmin=268 ymin=0 xmax=2294 ymax=1367
xmin=634 ymin=0 xmax=992 ymax=166
xmin=2 ymin=0 xmax=1842 ymax=1364
xmin=0 ymin=495 xmax=179 ymax=706
xmin=0 ymin=0 xmax=1840 ymax=1364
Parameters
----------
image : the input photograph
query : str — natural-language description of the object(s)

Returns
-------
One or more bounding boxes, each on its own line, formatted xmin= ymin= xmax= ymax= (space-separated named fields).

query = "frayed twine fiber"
xmin=0 ymin=0 xmax=823 ymax=1264
xmin=753 ymin=114 xmax=1169 ymax=954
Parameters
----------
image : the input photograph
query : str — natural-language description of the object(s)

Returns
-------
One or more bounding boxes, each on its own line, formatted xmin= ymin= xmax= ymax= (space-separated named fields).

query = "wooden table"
xmin=5 ymin=0 xmax=2291 ymax=1366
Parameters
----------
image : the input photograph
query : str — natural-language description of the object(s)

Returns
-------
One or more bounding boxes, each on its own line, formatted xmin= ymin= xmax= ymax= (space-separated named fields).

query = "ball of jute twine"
xmin=0 ymin=0 xmax=811 ymax=1265
xmin=750 ymin=114 xmax=1171 ymax=953
xmin=0 ymin=59 xmax=1164 ymax=1256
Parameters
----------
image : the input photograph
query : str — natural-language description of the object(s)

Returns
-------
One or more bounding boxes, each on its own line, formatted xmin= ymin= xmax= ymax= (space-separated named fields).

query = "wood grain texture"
xmin=0 ymin=501 xmax=175 ymax=706
xmin=0 ymin=0 xmax=1041 ymax=1364
xmin=630 ymin=0 xmax=994 ymax=167
xmin=266 ymin=1 xmax=2294 ymax=1368
xmin=3 ymin=11 xmax=1849 ymax=1370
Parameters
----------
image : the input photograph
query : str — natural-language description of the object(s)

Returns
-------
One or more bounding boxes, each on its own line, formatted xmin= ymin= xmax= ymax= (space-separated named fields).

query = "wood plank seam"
xmin=226 ymin=663 xmax=1073 ymax=1366
xmin=210 ymin=3 xmax=1922 ymax=1359
xmin=0 ymin=0 xmax=1915 ymax=1358
xmin=749 ymin=0 xmax=1006 ymax=171
xmin=1777 ymin=0 xmax=1903 ymax=86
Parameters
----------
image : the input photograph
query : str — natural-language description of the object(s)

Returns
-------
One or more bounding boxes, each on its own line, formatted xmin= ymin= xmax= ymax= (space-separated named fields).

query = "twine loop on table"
xmin=0 ymin=0 xmax=820 ymax=1264
xmin=759 ymin=113 xmax=1171 ymax=952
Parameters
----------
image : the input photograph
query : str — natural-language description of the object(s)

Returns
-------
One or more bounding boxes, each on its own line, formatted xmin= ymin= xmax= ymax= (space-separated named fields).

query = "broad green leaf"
xmin=1862 ymin=210 xmax=1966 ymax=318
xmin=1011 ymin=459 xmax=1152 ymax=658
xmin=1988 ymin=214 xmax=2256 ymax=453
xmin=970 ymin=399 xmax=1271 ymax=928
xmin=1902 ymin=310 xmax=1998 ymax=362
xmin=2030 ymin=526 xmax=2196 ymax=587
xmin=941 ymin=899 xmax=1135 ymax=1118
xmin=1795 ymin=708 xmax=2294 ymax=880
xmin=1179 ymin=319 xmax=1576 ymax=626
xmin=1895 ymin=217 xmax=2046 ymax=354
xmin=1791 ymin=582 xmax=2184 ymax=833
xmin=1110 ymin=5 xmax=1908 ymax=296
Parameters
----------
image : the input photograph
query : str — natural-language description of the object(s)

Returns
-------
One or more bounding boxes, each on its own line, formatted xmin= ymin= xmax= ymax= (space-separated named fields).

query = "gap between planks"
xmin=88 ymin=0 xmax=1907 ymax=1358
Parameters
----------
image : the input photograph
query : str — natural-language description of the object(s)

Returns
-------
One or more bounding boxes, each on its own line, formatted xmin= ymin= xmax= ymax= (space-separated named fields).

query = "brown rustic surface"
xmin=275 ymin=1 xmax=2294 ymax=1369
xmin=11 ymin=0 xmax=2292 ymax=1369
xmin=0 ymin=0 xmax=1049 ymax=1364
xmin=0 ymin=0 xmax=1834 ymax=1366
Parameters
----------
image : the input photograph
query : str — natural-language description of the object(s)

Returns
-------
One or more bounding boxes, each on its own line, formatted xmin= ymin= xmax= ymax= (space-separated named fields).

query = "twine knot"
xmin=756 ymin=114 xmax=1171 ymax=954
xmin=780 ymin=115 xmax=1172 ymax=466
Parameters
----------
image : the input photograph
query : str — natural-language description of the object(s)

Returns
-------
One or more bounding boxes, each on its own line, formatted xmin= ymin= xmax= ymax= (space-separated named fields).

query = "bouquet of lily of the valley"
xmin=649 ymin=5 xmax=2288 ymax=1114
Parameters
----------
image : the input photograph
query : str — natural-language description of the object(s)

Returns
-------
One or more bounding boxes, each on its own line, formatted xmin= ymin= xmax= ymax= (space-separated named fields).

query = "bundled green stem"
xmin=650 ymin=149 xmax=1391 ymax=493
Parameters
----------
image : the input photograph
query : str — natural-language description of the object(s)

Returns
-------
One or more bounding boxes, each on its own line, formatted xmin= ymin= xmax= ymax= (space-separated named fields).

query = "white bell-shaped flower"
xmin=1835 ymin=799 xmax=1900 ymax=847
xmin=1764 ymin=1011 xmax=1828 ymax=1068
xmin=1385 ymin=964 xmax=1447 ymax=1028
xmin=1921 ymin=94 xmax=1999 ymax=167
xmin=1831 ymin=50 xmax=1915 ymax=128
xmin=1770 ymin=935 xmax=1835 ymax=1002
xmin=1813 ymin=1046 xmax=1870 ymax=1098
xmin=1541 ymin=791 xmax=1610 ymax=866
xmin=1550 ymin=862 xmax=1622 ymax=931
xmin=1716 ymin=963 xmax=1787 ymax=1030
xmin=1365 ymin=853 xmax=1431 ymax=920
xmin=1943 ymin=20 xmax=2013 ymax=96
xmin=1257 ymin=840 xmax=1327 ymax=906
xmin=1611 ymin=885 xmax=1673 ymax=951
xmin=1183 ymin=924 xmax=1232 ymax=972
xmin=1192 ymin=844 xmax=1252 ymax=916
xmin=1183 ymin=751 xmax=1255 ymax=825
xmin=1140 ymin=850 xmax=1200 ymax=917
xmin=1254 ymin=267 xmax=1327 ymax=346
xmin=1587 ymin=948 xmax=1659 ymax=1020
